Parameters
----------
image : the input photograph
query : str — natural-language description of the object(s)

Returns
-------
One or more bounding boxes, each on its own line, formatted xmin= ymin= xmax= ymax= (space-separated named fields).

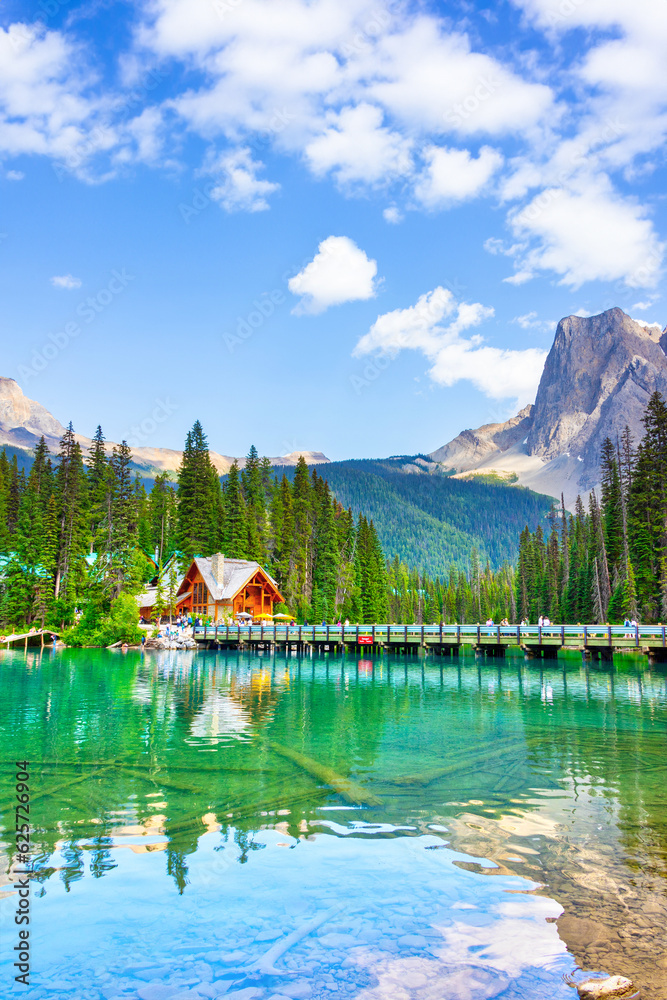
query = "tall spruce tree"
xmin=176 ymin=421 xmax=219 ymax=563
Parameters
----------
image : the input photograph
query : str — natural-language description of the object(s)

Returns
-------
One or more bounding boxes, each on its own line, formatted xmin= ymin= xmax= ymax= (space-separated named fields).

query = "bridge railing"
xmin=191 ymin=623 xmax=667 ymax=646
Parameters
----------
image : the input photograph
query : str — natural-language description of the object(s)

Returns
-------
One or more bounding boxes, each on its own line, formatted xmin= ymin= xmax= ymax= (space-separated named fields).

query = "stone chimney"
xmin=210 ymin=552 xmax=225 ymax=586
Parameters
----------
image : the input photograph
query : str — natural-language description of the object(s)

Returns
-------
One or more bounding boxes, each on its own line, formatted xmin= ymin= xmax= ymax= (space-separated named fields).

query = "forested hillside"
xmin=275 ymin=457 xmax=553 ymax=576
xmin=516 ymin=391 xmax=667 ymax=624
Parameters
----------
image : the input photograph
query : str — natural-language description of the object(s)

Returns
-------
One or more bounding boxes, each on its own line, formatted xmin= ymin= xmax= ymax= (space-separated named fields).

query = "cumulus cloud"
xmin=631 ymin=317 xmax=663 ymax=331
xmin=1 ymin=0 xmax=665 ymax=300
xmin=51 ymin=274 xmax=82 ymax=289
xmin=0 ymin=23 xmax=109 ymax=175
xmin=414 ymin=145 xmax=502 ymax=207
xmin=383 ymin=206 xmax=403 ymax=224
xmin=353 ymin=286 xmax=546 ymax=404
xmin=204 ymin=147 xmax=279 ymax=212
xmin=304 ymin=104 xmax=412 ymax=186
xmin=506 ymin=177 xmax=664 ymax=288
xmin=289 ymin=236 xmax=378 ymax=314
xmin=513 ymin=311 xmax=556 ymax=333
xmin=6 ymin=169 xmax=24 ymax=180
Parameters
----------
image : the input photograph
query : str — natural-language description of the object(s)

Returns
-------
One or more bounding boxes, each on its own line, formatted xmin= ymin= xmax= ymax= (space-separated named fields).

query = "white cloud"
xmin=631 ymin=317 xmax=663 ymax=331
xmin=414 ymin=145 xmax=502 ymax=207
xmin=304 ymin=103 xmax=412 ymax=185
xmin=513 ymin=311 xmax=556 ymax=333
xmin=135 ymin=1 xmax=553 ymax=198
xmin=51 ymin=273 xmax=82 ymax=289
xmin=506 ymin=177 xmax=664 ymax=288
xmin=5 ymin=169 xmax=24 ymax=180
xmin=383 ymin=206 xmax=402 ymax=224
xmin=365 ymin=17 xmax=553 ymax=136
xmin=631 ymin=299 xmax=659 ymax=311
xmin=0 ymin=23 xmax=108 ymax=175
xmin=288 ymin=235 xmax=378 ymax=314
xmin=353 ymin=286 xmax=546 ymax=404
xmin=204 ymin=147 xmax=279 ymax=212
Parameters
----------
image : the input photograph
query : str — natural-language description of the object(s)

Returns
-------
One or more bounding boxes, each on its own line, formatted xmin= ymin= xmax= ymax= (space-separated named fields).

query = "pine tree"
xmin=54 ymin=423 xmax=89 ymax=602
xmin=105 ymin=441 xmax=138 ymax=598
xmin=223 ymin=461 xmax=248 ymax=559
xmin=291 ymin=457 xmax=313 ymax=619
xmin=176 ymin=421 xmax=219 ymax=563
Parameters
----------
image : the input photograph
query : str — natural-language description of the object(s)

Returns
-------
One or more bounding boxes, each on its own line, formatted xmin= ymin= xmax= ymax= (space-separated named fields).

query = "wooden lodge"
xmin=137 ymin=554 xmax=284 ymax=622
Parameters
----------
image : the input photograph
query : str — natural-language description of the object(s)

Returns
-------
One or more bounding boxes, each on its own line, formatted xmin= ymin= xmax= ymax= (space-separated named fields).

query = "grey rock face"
xmin=430 ymin=405 xmax=533 ymax=468
xmin=526 ymin=308 xmax=667 ymax=481
xmin=429 ymin=308 xmax=667 ymax=502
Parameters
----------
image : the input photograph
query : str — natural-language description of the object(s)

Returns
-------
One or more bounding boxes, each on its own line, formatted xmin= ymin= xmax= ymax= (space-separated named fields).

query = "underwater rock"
xmin=576 ymin=975 xmax=636 ymax=999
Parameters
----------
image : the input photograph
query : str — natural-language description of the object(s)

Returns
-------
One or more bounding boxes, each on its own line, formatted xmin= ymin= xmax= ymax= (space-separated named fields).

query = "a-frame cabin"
xmin=175 ymin=553 xmax=284 ymax=621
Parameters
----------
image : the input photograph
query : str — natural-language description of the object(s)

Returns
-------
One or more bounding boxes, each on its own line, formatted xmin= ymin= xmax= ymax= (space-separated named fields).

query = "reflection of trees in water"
xmin=166 ymin=846 xmax=189 ymax=894
xmin=4 ymin=650 xmax=666 ymax=922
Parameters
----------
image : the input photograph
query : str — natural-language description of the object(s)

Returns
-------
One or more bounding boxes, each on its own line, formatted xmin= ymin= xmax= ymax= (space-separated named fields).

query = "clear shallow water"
xmin=0 ymin=648 xmax=666 ymax=1000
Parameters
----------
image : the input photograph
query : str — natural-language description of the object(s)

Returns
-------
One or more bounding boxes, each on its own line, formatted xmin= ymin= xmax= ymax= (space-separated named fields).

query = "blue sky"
xmin=0 ymin=0 xmax=665 ymax=460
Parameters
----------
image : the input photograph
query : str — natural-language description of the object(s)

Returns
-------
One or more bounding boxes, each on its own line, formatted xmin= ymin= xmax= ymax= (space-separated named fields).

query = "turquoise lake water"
xmin=1 ymin=648 xmax=666 ymax=1000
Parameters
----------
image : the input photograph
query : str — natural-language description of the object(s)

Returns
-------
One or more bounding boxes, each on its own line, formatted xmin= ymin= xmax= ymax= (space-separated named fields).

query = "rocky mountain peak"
xmin=526 ymin=308 xmax=667 ymax=465
xmin=429 ymin=307 xmax=667 ymax=506
xmin=0 ymin=377 xmax=66 ymax=445
xmin=0 ymin=377 xmax=329 ymax=475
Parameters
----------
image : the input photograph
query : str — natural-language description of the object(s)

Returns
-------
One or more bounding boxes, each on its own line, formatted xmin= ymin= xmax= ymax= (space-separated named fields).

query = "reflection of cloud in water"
xmin=355 ymin=956 xmax=511 ymax=1000
xmin=187 ymin=691 xmax=252 ymax=743
xmin=352 ymin=893 xmax=565 ymax=999
xmin=437 ymin=895 xmax=565 ymax=977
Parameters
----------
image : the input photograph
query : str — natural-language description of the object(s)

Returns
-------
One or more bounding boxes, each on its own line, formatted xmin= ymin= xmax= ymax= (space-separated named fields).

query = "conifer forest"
xmin=1 ymin=392 xmax=666 ymax=638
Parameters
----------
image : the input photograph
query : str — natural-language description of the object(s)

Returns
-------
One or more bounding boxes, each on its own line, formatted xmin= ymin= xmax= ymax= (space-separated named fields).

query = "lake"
xmin=1 ymin=648 xmax=666 ymax=1000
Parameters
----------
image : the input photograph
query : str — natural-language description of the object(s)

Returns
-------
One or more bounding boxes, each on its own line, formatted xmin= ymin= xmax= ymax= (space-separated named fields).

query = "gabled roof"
xmin=180 ymin=556 xmax=283 ymax=603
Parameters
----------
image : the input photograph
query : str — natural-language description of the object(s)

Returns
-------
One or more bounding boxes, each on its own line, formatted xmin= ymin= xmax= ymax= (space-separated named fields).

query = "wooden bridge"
xmin=192 ymin=623 xmax=667 ymax=662
xmin=0 ymin=629 xmax=59 ymax=650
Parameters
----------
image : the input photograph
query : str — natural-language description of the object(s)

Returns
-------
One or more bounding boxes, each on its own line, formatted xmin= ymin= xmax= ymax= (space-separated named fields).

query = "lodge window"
xmin=193 ymin=581 xmax=209 ymax=617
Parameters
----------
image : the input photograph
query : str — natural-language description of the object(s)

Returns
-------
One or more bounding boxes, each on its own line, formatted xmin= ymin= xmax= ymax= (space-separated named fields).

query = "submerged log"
xmin=221 ymin=902 xmax=344 ymax=978
xmin=386 ymin=740 xmax=526 ymax=787
xmin=267 ymin=741 xmax=383 ymax=806
xmin=30 ymin=766 xmax=117 ymax=802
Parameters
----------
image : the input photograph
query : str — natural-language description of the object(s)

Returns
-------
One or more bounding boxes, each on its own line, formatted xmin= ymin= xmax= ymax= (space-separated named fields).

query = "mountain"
xmin=430 ymin=308 xmax=667 ymax=507
xmin=0 ymin=377 xmax=329 ymax=475
xmin=1 ymin=378 xmax=552 ymax=575
xmin=278 ymin=457 xmax=553 ymax=575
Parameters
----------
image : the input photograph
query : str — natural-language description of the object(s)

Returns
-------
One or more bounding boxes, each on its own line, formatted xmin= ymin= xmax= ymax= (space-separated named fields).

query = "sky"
xmin=0 ymin=0 xmax=666 ymax=461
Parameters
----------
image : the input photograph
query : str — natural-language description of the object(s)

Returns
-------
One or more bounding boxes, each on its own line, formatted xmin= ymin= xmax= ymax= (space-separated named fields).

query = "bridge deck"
xmin=1 ymin=629 xmax=58 ymax=649
xmin=192 ymin=623 xmax=666 ymax=653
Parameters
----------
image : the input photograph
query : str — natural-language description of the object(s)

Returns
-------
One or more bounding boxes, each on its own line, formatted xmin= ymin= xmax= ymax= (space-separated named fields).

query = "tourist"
xmin=344 ymin=618 xmax=350 ymax=626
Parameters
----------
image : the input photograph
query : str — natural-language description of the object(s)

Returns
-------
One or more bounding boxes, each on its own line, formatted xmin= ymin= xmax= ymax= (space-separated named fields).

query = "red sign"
xmin=358 ymin=635 xmax=373 ymax=644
